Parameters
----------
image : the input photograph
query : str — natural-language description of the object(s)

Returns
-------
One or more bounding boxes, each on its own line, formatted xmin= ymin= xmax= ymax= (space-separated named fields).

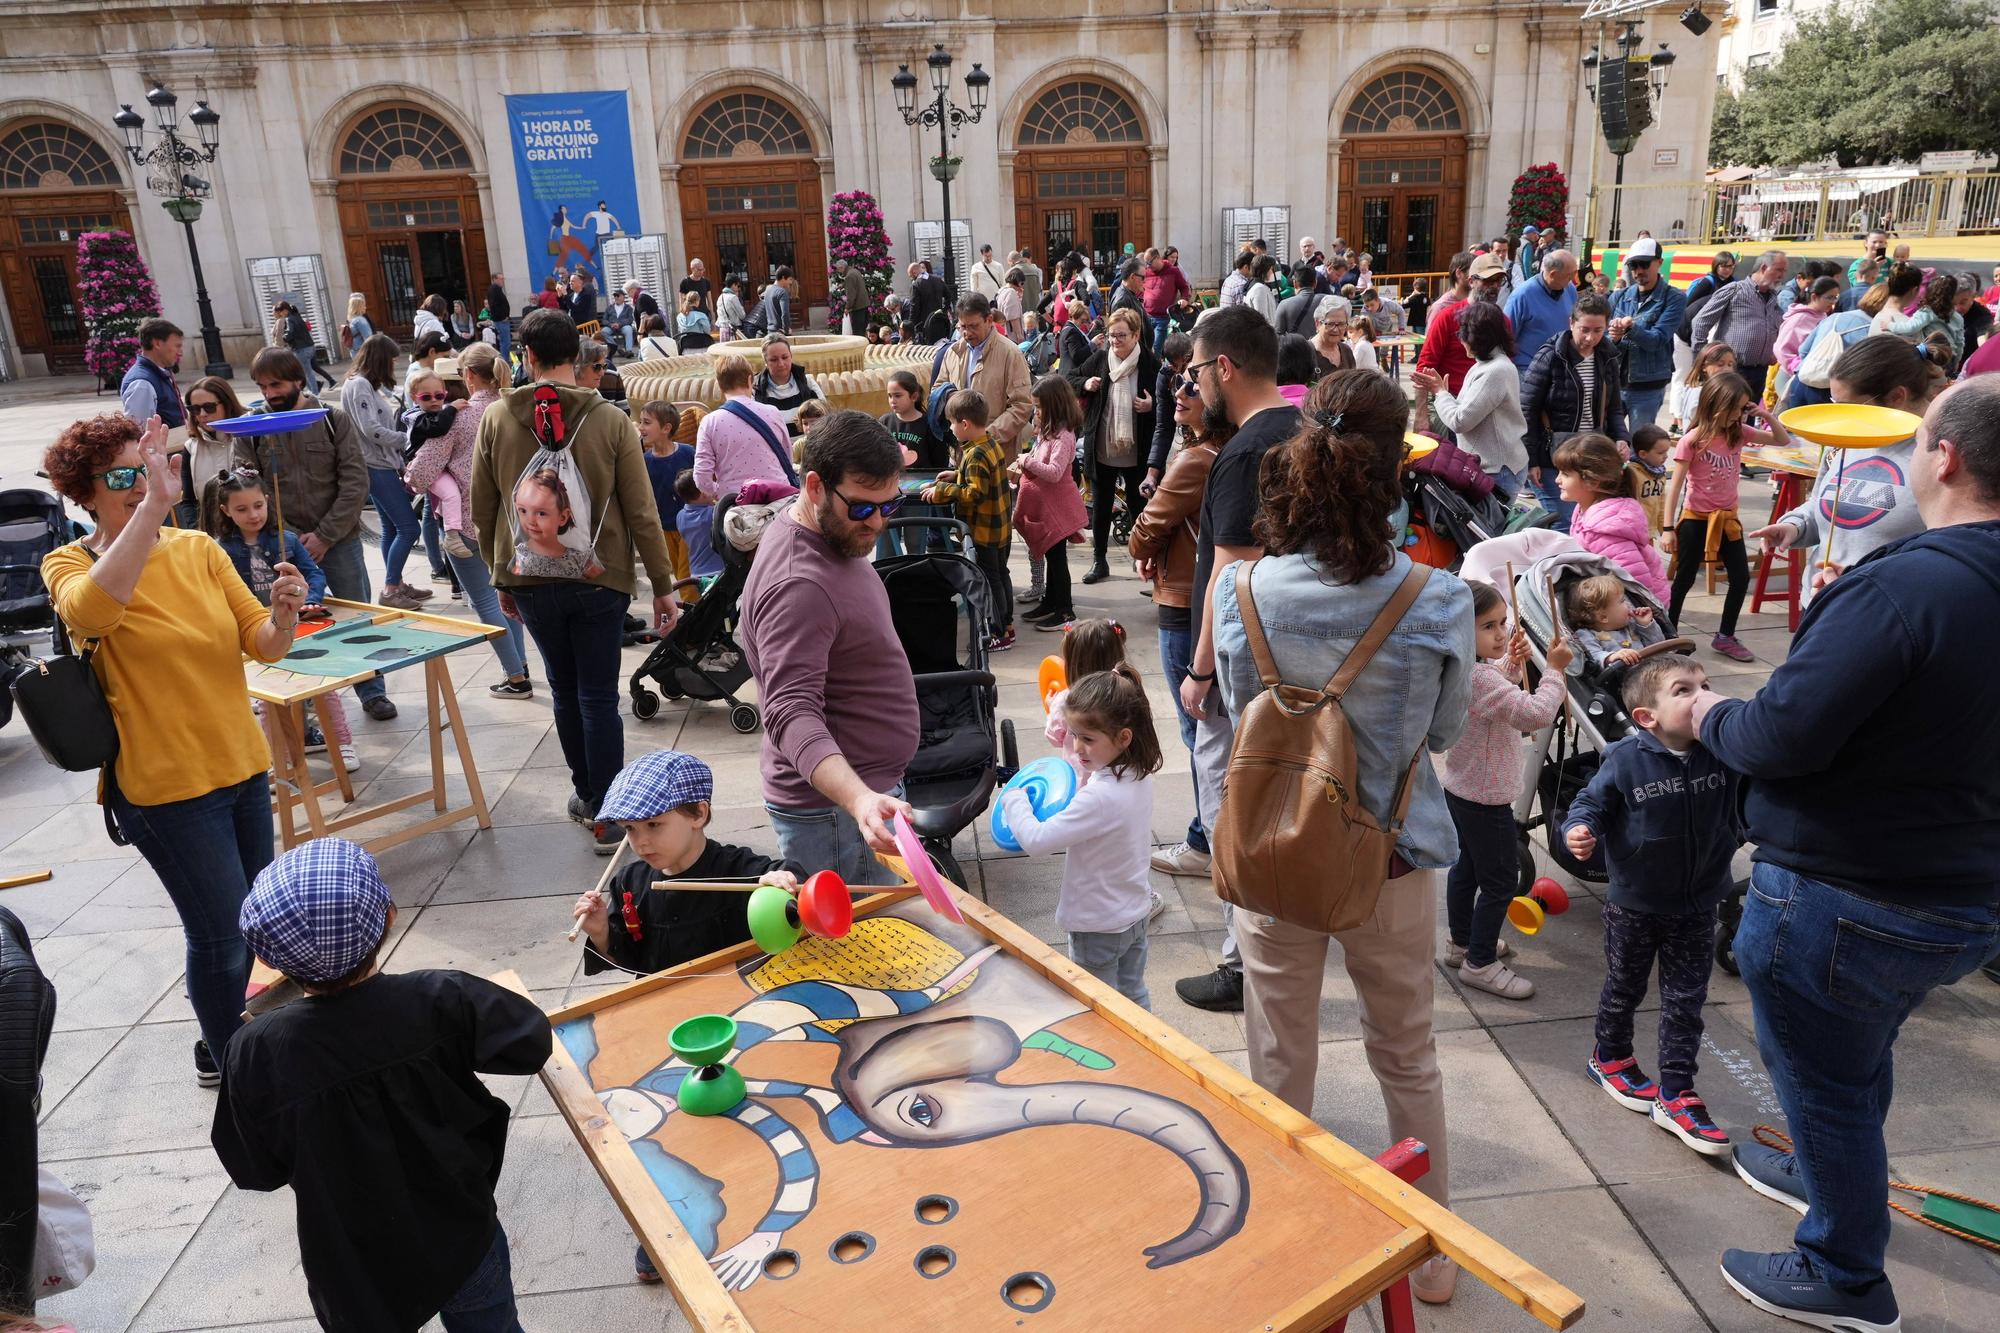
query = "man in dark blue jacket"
xmin=1692 ymin=376 xmax=2000 ymax=1333
xmin=1566 ymin=655 xmax=1742 ymax=1158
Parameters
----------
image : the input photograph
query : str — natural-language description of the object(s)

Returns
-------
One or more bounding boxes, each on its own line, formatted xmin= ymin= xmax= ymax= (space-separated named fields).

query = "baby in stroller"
xmin=1565 ymin=574 xmax=1667 ymax=674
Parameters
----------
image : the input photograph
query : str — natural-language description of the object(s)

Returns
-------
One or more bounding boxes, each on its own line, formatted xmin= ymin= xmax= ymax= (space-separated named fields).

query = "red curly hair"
xmin=44 ymin=413 xmax=141 ymax=509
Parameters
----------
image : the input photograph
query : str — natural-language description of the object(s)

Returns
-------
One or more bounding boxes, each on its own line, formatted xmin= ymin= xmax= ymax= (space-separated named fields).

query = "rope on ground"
xmin=1752 ymin=1124 xmax=2000 ymax=1254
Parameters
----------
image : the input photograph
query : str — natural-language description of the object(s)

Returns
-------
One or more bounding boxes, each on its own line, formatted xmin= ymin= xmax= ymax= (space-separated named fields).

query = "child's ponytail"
xmin=1063 ymin=666 xmax=1162 ymax=779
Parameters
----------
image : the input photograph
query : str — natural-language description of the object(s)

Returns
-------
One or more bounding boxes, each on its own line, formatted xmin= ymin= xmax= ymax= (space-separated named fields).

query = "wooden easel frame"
xmin=515 ymin=884 xmax=1586 ymax=1333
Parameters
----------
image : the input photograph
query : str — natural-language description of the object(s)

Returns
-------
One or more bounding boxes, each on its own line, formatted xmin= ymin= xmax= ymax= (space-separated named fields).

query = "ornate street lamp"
xmin=891 ymin=43 xmax=991 ymax=304
xmin=112 ymin=84 xmax=231 ymax=377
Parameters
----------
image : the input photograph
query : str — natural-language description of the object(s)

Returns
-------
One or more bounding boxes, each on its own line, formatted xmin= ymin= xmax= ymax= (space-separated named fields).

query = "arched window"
xmin=337 ymin=106 xmax=471 ymax=175
xmin=682 ymin=93 xmax=812 ymax=160
xmin=1016 ymin=80 xmax=1144 ymax=147
xmin=0 ymin=121 xmax=120 ymax=190
xmin=1341 ymin=71 xmax=1464 ymax=135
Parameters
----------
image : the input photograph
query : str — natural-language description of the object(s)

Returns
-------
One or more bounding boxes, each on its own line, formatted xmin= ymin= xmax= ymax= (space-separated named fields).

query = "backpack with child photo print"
xmin=509 ymin=384 xmax=615 ymax=581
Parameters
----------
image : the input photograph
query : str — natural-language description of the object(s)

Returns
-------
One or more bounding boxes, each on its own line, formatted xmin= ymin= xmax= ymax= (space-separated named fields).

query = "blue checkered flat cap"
xmin=240 ymin=838 xmax=392 ymax=984
xmin=597 ymin=749 xmax=714 ymax=823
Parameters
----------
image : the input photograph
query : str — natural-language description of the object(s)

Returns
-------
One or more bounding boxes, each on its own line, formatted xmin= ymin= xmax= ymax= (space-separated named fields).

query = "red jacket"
xmin=1414 ymin=295 xmax=1510 ymax=395
xmin=1142 ymin=263 xmax=1191 ymax=318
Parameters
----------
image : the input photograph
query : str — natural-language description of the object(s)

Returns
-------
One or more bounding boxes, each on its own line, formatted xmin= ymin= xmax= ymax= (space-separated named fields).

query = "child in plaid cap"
xmin=572 ymin=749 xmax=803 ymax=978
xmin=212 ymin=838 xmax=552 ymax=1333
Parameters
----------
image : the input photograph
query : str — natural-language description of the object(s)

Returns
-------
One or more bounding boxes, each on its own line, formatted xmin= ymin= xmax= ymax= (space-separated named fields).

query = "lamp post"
xmin=112 ymin=84 xmax=231 ymax=377
xmin=892 ymin=43 xmax=991 ymax=306
xmin=1583 ymin=25 xmax=1675 ymax=247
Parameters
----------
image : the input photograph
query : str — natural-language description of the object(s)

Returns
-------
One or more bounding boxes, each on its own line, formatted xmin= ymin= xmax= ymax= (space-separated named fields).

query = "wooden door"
xmin=336 ymin=177 xmax=487 ymax=339
xmin=679 ymin=160 xmax=825 ymax=306
xmin=1012 ymin=147 xmax=1151 ymax=274
xmin=1338 ymin=137 xmax=1466 ymax=280
xmin=0 ymin=196 xmax=125 ymax=372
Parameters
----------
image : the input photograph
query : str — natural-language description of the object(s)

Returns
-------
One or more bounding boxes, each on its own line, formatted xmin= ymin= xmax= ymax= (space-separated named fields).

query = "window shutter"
xmin=246 ymin=254 xmax=334 ymax=352
xmin=601 ymin=235 xmax=669 ymax=301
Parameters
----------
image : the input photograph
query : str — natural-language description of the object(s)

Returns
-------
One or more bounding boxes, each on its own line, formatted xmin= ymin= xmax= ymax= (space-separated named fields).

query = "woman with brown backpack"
xmin=1207 ymin=368 xmax=1474 ymax=1306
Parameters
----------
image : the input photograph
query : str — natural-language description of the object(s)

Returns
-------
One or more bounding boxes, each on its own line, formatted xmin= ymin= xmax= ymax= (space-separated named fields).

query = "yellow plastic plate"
xmin=1778 ymin=403 xmax=1921 ymax=450
xmin=1404 ymin=432 xmax=1440 ymax=462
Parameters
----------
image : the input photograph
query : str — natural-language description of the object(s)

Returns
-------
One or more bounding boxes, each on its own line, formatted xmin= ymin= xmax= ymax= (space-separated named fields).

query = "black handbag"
xmin=11 ymin=615 xmax=118 ymax=773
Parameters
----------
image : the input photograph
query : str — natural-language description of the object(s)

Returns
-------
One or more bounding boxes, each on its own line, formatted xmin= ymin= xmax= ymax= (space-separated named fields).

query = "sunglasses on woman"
xmin=189 ymin=400 xmax=224 ymax=416
xmin=829 ymin=484 xmax=907 ymax=522
xmin=93 ymin=464 xmax=148 ymax=491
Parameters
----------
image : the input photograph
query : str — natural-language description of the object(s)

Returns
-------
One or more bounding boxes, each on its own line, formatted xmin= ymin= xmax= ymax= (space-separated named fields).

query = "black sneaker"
xmin=593 ymin=821 xmax=624 ymax=854
xmin=1081 ymin=562 xmax=1113 ymax=585
xmin=362 ymin=696 xmax=399 ymax=722
xmin=635 ymin=1243 xmax=661 ymax=1283
xmin=488 ymin=677 xmax=534 ymax=700
xmin=302 ymin=722 xmax=327 ymax=754
xmin=1175 ymin=964 xmax=1244 ymax=1012
xmin=567 ymin=794 xmax=594 ymax=825
xmin=1030 ymin=606 xmax=1073 ymax=629
xmin=194 ymin=1039 xmax=221 ymax=1089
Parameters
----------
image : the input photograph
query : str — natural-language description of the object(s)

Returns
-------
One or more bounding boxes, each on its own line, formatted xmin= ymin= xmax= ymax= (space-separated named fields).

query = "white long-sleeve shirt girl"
xmin=1000 ymin=767 xmax=1154 ymax=934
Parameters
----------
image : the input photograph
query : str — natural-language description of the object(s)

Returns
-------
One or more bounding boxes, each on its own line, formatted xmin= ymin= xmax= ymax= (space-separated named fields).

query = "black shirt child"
xmin=402 ymin=404 xmax=456 ymax=465
xmin=878 ymin=409 xmax=953 ymax=471
xmin=1190 ymin=405 xmax=1302 ymax=642
xmin=210 ymin=970 xmax=552 ymax=1333
xmin=583 ymin=838 xmax=803 ymax=976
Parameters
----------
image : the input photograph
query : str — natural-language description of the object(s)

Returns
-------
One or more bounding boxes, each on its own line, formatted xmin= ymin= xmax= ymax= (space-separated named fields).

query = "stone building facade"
xmin=0 ymin=0 xmax=1719 ymax=376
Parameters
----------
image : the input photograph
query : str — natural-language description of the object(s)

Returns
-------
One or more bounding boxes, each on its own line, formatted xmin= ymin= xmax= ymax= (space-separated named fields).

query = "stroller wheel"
xmin=730 ymin=703 xmax=760 ymax=734
xmin=1516 ymin=833 xmax=1537 ymax=896
xmin=631 ymin=687 xmax=661 ymax=721
xmin=925 ymin=840 xmax=967 ymax=891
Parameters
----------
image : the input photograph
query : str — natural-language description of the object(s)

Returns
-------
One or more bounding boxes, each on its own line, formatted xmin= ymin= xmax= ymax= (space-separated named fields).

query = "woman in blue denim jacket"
xmin=1211 ymin=369 xmax=1474 ymax=1304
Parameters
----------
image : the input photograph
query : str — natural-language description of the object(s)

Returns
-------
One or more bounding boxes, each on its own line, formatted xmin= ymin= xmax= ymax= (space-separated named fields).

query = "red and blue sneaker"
xmin=1587 ymin=1050 xmax=1659 ymax=1112
xmin=1652 ymin=1090 xmax=1731 ymax=1156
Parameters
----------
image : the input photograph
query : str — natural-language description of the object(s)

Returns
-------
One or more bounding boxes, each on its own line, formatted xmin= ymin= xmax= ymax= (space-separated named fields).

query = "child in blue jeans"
xmin=1565 ymin=655 xmax=1743 ymax=1157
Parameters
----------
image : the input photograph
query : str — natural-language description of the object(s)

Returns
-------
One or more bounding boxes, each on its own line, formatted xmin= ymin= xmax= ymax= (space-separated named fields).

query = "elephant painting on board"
xmin=554 ymin=909 xmax=1252 ymax=1294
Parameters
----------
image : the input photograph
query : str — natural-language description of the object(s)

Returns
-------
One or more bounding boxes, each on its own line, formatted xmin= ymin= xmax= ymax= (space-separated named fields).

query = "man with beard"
xmin=740 ymin=410 xmax=918 ymax=885
xmin=1415 ymin=251 xmax=1509 ymax=397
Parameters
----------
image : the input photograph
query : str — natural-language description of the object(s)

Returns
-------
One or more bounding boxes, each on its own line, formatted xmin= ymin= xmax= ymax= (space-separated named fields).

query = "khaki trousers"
xmin=1236 ymin=868 xmax=1449 ymax=1206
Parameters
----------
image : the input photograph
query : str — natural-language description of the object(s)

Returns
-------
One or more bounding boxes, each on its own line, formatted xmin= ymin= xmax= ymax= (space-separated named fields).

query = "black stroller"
xmin=629 ymin=495 xmax=759 ymax=733
xmin=0 ymin=483 xmax=74 ymax=733
xmin=874 ymin=516 xmax=1012 ymax=889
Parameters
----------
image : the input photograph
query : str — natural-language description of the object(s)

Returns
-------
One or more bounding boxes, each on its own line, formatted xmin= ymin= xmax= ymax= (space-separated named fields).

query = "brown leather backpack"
xmin=1213 ymin=561 xmax=1431 ymax=934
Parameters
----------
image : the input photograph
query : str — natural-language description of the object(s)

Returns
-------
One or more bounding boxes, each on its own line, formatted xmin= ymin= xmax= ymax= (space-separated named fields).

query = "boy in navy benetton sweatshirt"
xmin=1565 ymin=654 xmax=1743 ymax=1158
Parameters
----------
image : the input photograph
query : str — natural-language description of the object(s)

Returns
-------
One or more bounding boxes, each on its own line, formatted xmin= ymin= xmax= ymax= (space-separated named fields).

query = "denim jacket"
xmin=1214 ymin=550 xmax=1475 ymax=870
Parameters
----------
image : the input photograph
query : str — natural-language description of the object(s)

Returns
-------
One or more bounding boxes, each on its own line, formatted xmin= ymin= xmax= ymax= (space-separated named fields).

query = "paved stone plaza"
xmin=2 ymin=376 xmax=1995 ymax=1331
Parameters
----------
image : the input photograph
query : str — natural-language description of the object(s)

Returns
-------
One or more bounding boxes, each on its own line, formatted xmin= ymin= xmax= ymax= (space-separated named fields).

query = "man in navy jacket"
xmin=1692 ymin=376 xmax=2000 ymax=1332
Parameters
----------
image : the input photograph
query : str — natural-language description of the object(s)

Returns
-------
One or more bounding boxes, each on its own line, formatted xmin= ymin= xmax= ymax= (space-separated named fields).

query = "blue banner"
xmin=503 ymin=91 xmax=640 ymax=297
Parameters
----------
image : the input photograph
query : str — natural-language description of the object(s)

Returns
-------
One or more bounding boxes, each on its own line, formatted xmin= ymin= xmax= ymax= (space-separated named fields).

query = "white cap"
xmin=1627 ymin=238 xmax=1663 ymax=261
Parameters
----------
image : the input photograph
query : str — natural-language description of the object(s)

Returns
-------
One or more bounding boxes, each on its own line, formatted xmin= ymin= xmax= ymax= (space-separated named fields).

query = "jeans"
xmin=1668 ymin=516 xmax=1749 ymax=635
xmin=1735 ymin=863 xmax=1998 ymax=1288
xmin=1069 ymin=920 xmax=1151 ymax=1010
xmin=316 ymin=536 xmax=387 ymax=703
xmin=1157 ymin=624 xmax=1207 ymax=854
xmin=367 ymin=467 xmax=423 ymax=587
xmin=1090 ymin=462 xmax=1146 ymax=566
xmin=1596 ymin=902 xmax=1716 ymax=1097
xmin=437 ymin=1225 xmax=524 ymax=1333
xmin=1625 ymin=383 xmax=1668 ymax=432
xmin=108 ymin=774 xmax=272 ymax=1058
xmin=491 ymin=320 xmax=511 ymax=358
xmin=445 ymin=546 xmax=528 ymax=679
xmin=1444 ymin=793 xmax=1517 ymax=969
xmin=1785 ymin=376 xmax=1832 ymax=411
xmin=510 ymin=582 xmax=630 ymax=811
xmin=421 ymin=502 xmax=448 ymax=579
xmin=765 ymin=788 xmax=905 ymax=888
xmin=1148 ymin=315 xmax=1170 ymax=356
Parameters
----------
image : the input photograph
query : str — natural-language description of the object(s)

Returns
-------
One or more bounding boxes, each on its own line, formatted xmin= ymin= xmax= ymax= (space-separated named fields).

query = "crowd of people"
xmin=9 ymin=213 xmax=1998 ymax=1333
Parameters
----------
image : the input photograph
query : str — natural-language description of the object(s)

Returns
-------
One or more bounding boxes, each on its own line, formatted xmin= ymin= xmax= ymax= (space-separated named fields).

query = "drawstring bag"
xmin=509 ymin=386 xmax=613 ymax=580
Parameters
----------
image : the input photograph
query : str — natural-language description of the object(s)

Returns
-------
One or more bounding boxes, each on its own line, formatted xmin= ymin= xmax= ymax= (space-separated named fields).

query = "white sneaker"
xmin=336 ymin=744 xmax=358 ymax=770
xmin=1412 ymin=1255 xmax=1457 ymax=1304
xmin=1442 ymin=938 xmax=1513 ymax=968
xmin=1150 ymin=842 xmax=1212 ymax=877
xmin=1458 ymin=958 xmax=1535 ymax=1000
xmin=1147 ymin=888 xmax=1167 ymax=923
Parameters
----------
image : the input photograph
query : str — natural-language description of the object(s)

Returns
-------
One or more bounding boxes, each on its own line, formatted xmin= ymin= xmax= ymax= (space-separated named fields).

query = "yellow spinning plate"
xmin=1778 ymin=403 xmax=1921 ymax=449
xmin=1404 ymin=432 xmax=1440 ymax=462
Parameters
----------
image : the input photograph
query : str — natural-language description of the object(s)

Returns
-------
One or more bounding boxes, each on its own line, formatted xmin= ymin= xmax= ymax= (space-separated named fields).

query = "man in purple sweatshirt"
xmin=740 ymin=410 xmax=919 ymax=884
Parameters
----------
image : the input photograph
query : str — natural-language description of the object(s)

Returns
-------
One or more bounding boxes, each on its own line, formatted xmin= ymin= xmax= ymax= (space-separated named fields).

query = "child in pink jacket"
xmin=1010 ymin=376 xmax=1089 ymax=625
xmin=1556 ymin=433 xmax=1671 ymax=608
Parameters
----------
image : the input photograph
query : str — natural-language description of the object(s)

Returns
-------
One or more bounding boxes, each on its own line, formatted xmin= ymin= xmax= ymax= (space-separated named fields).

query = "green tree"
xmin=1709 ymin=0 xmax=2000 ymax=167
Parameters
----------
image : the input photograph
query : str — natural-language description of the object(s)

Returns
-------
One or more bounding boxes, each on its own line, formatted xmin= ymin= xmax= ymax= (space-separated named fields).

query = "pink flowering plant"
xmin=78 ymin=230 xmax=163 ymax=383
xmin=824 ymin=190 xmax=894 ymax=331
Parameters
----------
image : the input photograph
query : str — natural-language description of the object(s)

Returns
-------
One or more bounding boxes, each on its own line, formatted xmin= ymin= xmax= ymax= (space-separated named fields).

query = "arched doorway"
xmin=1011 ymin=79 xmax=1151 ymax=276
xmin=676 ymin=92 xmax=826 ymax=307
xmin=333 ymin=104 xmax=488 ymax=338
xmin=0 ymin=119 xmax=132 ymax=373
xmin=1336 ymin=70 xmax=1468 ymax=277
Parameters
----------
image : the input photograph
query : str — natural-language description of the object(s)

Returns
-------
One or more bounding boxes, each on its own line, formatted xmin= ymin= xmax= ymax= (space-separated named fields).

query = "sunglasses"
xmin=94 ymin=464 xmax=147 ymax=491
xmin=189 ymin=400 xmax=225 ymax=416
xmin=413 ymin=392 xmax=449 ymax=404
xmin=830 ymin=484 xmax=907 ymax=522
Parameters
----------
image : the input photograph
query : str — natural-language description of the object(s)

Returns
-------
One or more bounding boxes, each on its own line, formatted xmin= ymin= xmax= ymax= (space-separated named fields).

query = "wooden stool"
xmin=1326 ymin=1138 xmax=1431 ymax=1333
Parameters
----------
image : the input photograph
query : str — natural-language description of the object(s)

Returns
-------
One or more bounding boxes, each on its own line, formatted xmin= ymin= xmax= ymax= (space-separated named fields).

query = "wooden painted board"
xmin=244 ymin=599 xmax=500 ymax=704
xmin=534 ymin=894 xmax=1581 ymax=1332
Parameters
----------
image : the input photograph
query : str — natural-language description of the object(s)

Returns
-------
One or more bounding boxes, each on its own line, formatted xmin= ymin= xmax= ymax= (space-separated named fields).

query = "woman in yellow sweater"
xmin=42 ymin=412 xmax=303 ymax=1087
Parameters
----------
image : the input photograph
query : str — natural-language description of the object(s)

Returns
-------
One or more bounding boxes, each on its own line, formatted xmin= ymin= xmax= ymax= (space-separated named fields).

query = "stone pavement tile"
xmin=0 ymin=751 xmax=103 ymax=806
xmin=35 ymin=1024 xmax=122 ymax=1125
xmin=487 ymin=762 xmax=588 ymax=828
xmin=379 ymin=720 xmax=552 ymax=784
xmin=370 ymin=826 xmax=480 ymax=909
xmin=386 ymin=896 xmax=584 ymax=991
xmin=1428 ymin=1186 xmax=1696 ymax=1330
xmin=127 ymin=1181 xmax=315 ymax=1331
xmin=35 ymin=1147 xmax=234 ymax=1333
xmin=491 ymin=1114 xmax=651 ymax=1295
xmin=704 ymin=800 xmax=780 ymax=845
xmin=977 ymin=851 xmax=1065 ymax=945
xmin=672 ymin=701 xmax=769 ymax=758
xmin=51 ymin=858 xmax=183 ymax=937
xmin=0 ymin=799 xmax=67 ymax=853
xmin=1932 ymin=966 xmax=2000 ymax=1025
xmin=1879 ymin=1144 xmax=2000 ymax=1313
xmin=1731 ymin=625 xmax=1792 ymax=666
xmin=1169 ymin=870 xmax=1228 ymax=933
xmin=330 ymin=773 xmax=501 ymax=843
xmin=2 ymin=855 xmax=131 ymax=939
xmin=6 ymin=799 xmax=143 ymax=865
xmin=1875 ymin=989 xmax=2000 ymax=1155
xmin=1143 ymin=932 xmax=1247 ymax=1054
xmin=432 ymin=820 xmax=611 ymax=906
xmin=38 ymin=924 xmax=185 ymax=1032
xmin=1439 ymin=892 xmax=1645 ymax=1028
xmin=497 ymin=1282 xmax=692 ymax=1331
xmin=41 ymin=1019 xmax=216 ymax=1161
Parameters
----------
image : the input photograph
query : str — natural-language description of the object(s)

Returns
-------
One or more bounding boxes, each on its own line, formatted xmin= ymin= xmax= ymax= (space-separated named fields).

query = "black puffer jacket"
xmin=1519 ymin=330 xmax=1630 ymax=469
xmin=0 ymin=906 xmax=55 ymax=1313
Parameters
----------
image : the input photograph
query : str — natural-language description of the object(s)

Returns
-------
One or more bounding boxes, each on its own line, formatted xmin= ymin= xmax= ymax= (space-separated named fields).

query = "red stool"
xmin=1325 ymin=1138 xmax=1430 ymax=1333
xmin=1749 ymin=471 xmax=1806 ymax=631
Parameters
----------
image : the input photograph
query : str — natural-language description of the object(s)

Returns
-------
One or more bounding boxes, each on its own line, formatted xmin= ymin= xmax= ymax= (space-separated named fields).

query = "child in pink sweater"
xmin=1558 ymin=433 xmax=1671 ymax=607
xmin=1442 ymin=581 xmax=1573 ymax=1000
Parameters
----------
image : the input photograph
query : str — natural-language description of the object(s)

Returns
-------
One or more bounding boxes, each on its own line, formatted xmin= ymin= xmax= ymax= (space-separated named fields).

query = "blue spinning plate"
xmin=989 ymin=755 xmax=1080 ymax=852
xmin=207 ymin=409 xmax=329 ymax=436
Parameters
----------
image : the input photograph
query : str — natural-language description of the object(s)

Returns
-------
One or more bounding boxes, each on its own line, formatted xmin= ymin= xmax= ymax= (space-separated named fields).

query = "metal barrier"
xmin=1593 ymin=170 xmax=2000 ymax=245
